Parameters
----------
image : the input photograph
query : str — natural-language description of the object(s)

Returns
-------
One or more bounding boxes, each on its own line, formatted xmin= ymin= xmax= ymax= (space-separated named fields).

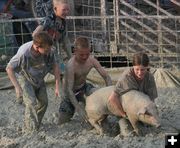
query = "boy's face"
xmin=75 ymin=48 xmax=90 ymax=63
xmin=34 ymin=44 xmax=51 ymax=55
xmin=54 ymin=3 xmax=70 ymax=19
xmin=133 ymin=65 xmax=148 ymax=80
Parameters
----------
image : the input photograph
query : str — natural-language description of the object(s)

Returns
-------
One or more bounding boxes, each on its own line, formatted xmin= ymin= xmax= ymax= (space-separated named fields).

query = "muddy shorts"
xmin=59 ymin=83 xmax=95 ymax=116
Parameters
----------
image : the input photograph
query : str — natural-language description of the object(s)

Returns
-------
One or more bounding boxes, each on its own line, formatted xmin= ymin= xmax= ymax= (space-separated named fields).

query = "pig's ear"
xmin=137 ymin=107 xmax=147 ymax=115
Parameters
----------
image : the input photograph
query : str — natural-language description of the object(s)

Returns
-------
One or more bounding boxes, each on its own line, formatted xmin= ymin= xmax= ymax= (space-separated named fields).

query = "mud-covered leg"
xmin=119 ymin=118 xmax=133 ymax=136
xmin=128 ymin=115 xmax=140 ymax=135
xmin=19 ymin=78 xmax=39 ymax=133
xmin=35 ymin=85 xmax=48 ymax=126
xmin=88 ymin=118 xmax=103 ymax=135
xmin=24 ymin=104 xmax=39 ymax=132
xmin=58 ymin=100 xmax=74 ymax=125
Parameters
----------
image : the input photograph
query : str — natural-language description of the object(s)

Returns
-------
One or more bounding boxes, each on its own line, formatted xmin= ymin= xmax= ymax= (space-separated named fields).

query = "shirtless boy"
xmin=58 ymin=37 xmax=112 ymax=124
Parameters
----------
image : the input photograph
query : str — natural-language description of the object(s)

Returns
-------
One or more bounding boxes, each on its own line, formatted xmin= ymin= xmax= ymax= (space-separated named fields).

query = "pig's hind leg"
xmin=88 ymin=115 xmax=106 ymax=135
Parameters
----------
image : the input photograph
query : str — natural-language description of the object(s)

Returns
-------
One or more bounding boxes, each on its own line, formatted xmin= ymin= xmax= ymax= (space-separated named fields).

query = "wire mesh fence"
xmin=0 ymin=13 xmax=180 ymax=70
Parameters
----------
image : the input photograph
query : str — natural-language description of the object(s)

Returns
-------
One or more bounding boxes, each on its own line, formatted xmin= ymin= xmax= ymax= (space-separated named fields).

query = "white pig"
xmin=85 ymin=86 xmax=160 ymax=135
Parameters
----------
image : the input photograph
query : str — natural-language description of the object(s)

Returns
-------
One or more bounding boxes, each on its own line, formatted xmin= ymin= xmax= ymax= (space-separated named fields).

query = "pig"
xmin=85 ymin=86 xmax=160 ymax=135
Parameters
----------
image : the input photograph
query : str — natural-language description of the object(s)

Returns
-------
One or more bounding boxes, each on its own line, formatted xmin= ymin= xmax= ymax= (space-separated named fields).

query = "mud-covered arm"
xmin=66 ymin=65 xmax=79 ymax=107
xmin=65 ymin=65 xmax=88 ymax=121
xmin=61 ymin=33 xmax=72 ymax=59
xmin=108 ymin=68 xmax=138 ymax=117
xmin=32 ymin=16 xmax=51 ymax=37
xmin=6 ymin=65 xmax=22 ymax=99
xmin=108 ymin=91 xmax=127 ymax=117
xmin=6 ymin=52 xmax=25 ymax=99
xmin=114 ymin=68 xmax=138 ymax=96
xmin=53 ymin=63 xmax=60 ymax=97
xmin=92 ymin=57 xmax=112 ymax=86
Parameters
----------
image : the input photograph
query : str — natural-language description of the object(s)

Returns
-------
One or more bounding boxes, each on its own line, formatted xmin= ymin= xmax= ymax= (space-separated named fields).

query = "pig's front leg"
xmin=128 ymin=114 xmax=141 ymax=135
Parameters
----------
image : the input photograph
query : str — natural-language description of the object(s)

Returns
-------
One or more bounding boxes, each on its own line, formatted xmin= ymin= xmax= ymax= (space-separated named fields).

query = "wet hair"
xmin=33 ymin=31 xmax=53 ymax=50
xmin=74 ymin=37 xmax=90 ymax=50
xmin=132 ymin=52 xmax=149 ymax=67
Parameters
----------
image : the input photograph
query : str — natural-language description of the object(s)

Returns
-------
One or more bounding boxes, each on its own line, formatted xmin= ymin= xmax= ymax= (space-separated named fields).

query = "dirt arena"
xmin=0 ymin=68 xmax=180 ymax=148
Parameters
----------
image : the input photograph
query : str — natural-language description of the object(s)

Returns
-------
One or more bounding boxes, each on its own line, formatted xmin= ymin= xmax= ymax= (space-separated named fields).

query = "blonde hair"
xmin=53 ymin=0 xmax=68 ymax=5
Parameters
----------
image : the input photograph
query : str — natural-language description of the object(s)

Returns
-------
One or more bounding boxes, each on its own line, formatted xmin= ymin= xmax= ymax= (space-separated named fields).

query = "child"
xmin=108 ymin=52 xmax=157 ymax=136
xmin=6 ymin=31 xmax=60 ymax=132
xmin=58 ymin=37 xmax=112 ymax=124
xmin=33 ymin=0 xmax=72 ymax=72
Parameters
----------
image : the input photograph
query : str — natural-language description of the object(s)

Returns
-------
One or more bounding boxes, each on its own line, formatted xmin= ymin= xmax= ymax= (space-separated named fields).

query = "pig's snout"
xmin=150 ymin=116 xmax=161 ymax=128
xmin=156 ymin=124 xmax=161 ymax=128
xmin=138 ymin=114 xmax=160 ymax=128
xmin=154 ymin=121 xmax=161 ymax=128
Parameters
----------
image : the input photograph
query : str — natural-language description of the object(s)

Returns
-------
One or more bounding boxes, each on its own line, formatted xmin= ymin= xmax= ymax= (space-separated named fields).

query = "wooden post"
xmin=157 ymin=0 xmax=163 ymax=68
xmin=68 ymin=0 xmax=75 ymax=16
xmin=115 ymin=0 xmax=120 ymax=52
xmin=100 ymin=0 xmax=109 ymax=56
xmin=112 ymin=0 xmax=119 ymax=55
xmin=100 ymin=0 xmax=107 ymax=39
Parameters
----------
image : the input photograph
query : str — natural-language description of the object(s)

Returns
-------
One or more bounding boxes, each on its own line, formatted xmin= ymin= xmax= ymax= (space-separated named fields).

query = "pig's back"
xmin=85 ymin=86 xmax=114 ymax=113
xmin=121 ymin=90 xmax=152 ymax=113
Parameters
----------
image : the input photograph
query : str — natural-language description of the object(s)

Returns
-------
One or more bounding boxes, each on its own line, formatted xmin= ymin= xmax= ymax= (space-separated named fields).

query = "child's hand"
xmin=15 ymin=86 xmax=23 ymax=104
xmin=55 ymin=88 xmax=60 ymax=97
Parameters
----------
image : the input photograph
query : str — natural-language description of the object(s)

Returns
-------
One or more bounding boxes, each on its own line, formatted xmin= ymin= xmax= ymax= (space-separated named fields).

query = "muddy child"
xmin=108 ymin=52 xmax=158 ymax=136
xmin=58 ymin=37 xmax=112 ymax=124
xmin=6 ymin=31 xmax=60 ymax=133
